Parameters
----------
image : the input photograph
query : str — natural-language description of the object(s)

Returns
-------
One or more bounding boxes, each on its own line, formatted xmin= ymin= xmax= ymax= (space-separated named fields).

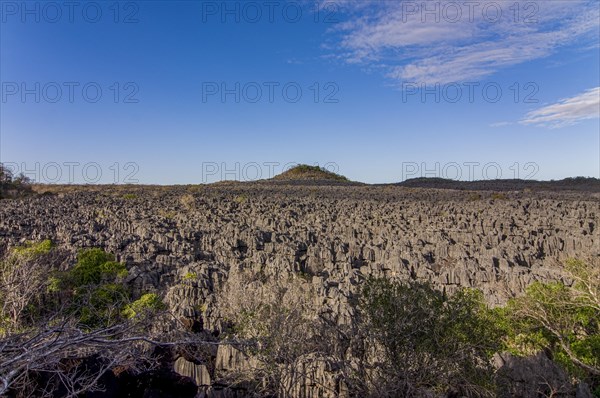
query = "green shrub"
xmin=358 ymin=278 xmax=502 ymax=396
xmin=183 ymin=272 xmax=197 ymax=281
xmin=122 ymin=293 xmax=165 ymax=319
xmin=59 ymin=249 xmax=130 ymax=327
xmin=100 ymin=261 xmax=129 ymax=279
xmin=234 ymin=194 xmax=248 ymax=203
xmin=46 ymin=276 xmax=62 ymax=293
xmin=13 ymin=240 xmax=53 ymax=258
xmin=80 ymin=283 xmax=130 ymax=326
xmin=69 ymin=249 xmax=125 ymax=286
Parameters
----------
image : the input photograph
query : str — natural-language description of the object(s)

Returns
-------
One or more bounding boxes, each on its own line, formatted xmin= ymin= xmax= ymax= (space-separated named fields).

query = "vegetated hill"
xmin=271 ymin=164 xmax=352 ymax=184
xmin=396 ymin=177 xmax=600 ymax=192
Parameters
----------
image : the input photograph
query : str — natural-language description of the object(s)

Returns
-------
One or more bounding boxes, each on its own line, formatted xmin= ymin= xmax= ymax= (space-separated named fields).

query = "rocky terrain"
xmin=0 ymin=177 xmax=598 ymax=397
xmin=397 ymin=177 xmax=600 ymax=192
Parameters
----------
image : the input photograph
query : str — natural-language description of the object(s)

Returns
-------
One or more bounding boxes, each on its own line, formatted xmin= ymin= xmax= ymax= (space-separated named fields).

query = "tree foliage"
xmin=0 ymin=163 xmax=32 ymax=199
xmin=503 ymin=259 xmax=599 ymax=383
xmin=355 ymin=278 xmax=503 ymax=397
xmin=122 ymin=293 xmax=166 ymax=319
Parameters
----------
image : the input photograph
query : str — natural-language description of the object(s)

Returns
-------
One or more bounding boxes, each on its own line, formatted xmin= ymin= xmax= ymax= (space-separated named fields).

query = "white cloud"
xmin=490 ymin=121 xmax=513 ymax=128
xmin=328 ymin=1 xmax=599 ymax=85
xmin=520 ymin=87 xmax=600 ymax=128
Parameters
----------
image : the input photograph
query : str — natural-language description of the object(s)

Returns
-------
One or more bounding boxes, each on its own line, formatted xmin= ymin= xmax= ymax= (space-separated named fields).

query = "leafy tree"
xmin=0 ymin=164 xmax=12 ymax=183
xmin=0 ymin=164 xmax=33 ymax=199
xmin=504 ymin=259 xmax=599 ymax=383
xmin=355 ymin=278 xmax=503 ymax=397
xmin=12 ymin=173 xmax=32 ymax=185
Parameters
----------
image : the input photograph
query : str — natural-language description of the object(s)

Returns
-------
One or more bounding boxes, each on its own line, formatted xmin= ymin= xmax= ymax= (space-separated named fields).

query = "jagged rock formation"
xmin=494 ymin=352 xmax=571 ymax=398
xmin=175 ymin=357 xmax=212 ymax=387
xmin=0 ymin=182 xmax=598 ymax=396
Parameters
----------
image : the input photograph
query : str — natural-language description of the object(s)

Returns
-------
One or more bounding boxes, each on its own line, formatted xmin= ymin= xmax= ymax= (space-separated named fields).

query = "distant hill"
xmin=396 ymin=177 xmax=600 ymax=192
xmin=272 ymin=165 xmax=351 ymax=183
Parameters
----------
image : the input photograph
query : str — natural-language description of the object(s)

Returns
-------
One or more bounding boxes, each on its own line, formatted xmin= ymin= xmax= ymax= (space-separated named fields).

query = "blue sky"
xmin=1 ymin=0 xmax=599 ymax=184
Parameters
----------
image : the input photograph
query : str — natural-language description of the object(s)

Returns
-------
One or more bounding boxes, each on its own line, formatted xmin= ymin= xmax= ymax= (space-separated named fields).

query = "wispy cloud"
xmin=327 ymin=1 xmax=599 ymax=85
xmin=520 ymin=87 xmax=600 ymax=128
xmin=490 ymin=121 xmax=513 ymax=128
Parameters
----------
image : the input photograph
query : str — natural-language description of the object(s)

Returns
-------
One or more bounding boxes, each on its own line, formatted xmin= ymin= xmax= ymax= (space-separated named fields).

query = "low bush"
xmin=122 ymin=293 xmax=165 ymax=319
xmin=355 ymin=279 xmax=502 ymax=397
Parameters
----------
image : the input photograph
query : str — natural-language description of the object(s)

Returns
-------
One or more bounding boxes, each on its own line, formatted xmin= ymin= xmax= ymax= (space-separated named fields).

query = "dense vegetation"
xmin=219 ymin=263 xmax=599 ymax=397
xmin=0 ymin=164 xmax=32 ymax=199
xmin=0 ymin=242 xmax=163 ymax=333
xmin=356 ymin=279 xmax=502 ymax=396
xmin=0 ymin=242 xmax=167 ymax=395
